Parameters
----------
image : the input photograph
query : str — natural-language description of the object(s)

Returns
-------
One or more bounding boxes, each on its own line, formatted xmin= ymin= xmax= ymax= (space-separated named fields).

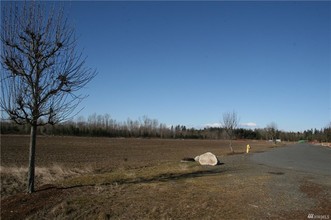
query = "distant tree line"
xmin=1 ymin=113 xmax=331 ymax=142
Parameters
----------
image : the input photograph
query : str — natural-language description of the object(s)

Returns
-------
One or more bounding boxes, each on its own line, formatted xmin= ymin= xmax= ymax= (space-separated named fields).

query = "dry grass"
xmin=58 ymin=162 xmax=203 ymax=188
xmin=0 ymin=165 xmax=93 ymax=198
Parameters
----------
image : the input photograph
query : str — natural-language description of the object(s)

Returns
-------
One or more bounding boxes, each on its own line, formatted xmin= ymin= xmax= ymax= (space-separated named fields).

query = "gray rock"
xmin=198 ymin=152 xmax=219 ymax=166
xmin=194 ymin=156 xmax=200 ymax=162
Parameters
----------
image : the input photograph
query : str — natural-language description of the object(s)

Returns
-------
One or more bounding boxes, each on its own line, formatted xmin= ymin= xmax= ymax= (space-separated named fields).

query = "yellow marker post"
xmin=246 ymin=144 xmax=251 ymax=153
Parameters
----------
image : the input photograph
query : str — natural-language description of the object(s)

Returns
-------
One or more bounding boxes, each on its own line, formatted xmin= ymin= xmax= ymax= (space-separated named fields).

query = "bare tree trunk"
xmin=222 ymin=111 xmax=239 ymax=154
xmin=229 ymin=139 xmax=234 ymax=153
xmin=28 ymin=124 xmax=37 ymax=193
xmin=2 ymin=1 xmax=96 ymax=194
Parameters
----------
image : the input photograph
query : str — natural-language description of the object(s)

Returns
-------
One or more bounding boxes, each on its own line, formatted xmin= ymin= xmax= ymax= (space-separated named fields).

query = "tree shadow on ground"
xmin=2 ymin=164 xmax=229 ymax=220
xmin=37 ymin=163 xmax=228 ymax=192
xmin=118 ymin=166 xmax=227 ymax=185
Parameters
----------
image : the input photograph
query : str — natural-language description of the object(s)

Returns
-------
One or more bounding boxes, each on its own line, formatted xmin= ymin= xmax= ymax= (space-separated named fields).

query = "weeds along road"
xmin=251 ymin=143 xmax=331 ymax=176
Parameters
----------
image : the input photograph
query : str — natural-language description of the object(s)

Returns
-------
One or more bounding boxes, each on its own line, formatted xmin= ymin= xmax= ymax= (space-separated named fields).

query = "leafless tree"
xmin=222 ymin=111 xmax=239 ymax=153
xmin=266 ymin=122 xmax=278 ymax=143
xmin=0 ymin=1 xmax=96 ymax=193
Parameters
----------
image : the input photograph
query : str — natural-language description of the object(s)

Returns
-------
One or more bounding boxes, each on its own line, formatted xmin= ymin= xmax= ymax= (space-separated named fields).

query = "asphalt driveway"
xmin=251 ymin=143 xmax=331 ymax=176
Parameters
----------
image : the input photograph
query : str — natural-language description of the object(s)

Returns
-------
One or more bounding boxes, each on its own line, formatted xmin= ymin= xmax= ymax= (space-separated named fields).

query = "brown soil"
xmin=0 ymin=135 xmax=277 ymax=169
xmin=1 ymin=135 xmax=330 ymax=219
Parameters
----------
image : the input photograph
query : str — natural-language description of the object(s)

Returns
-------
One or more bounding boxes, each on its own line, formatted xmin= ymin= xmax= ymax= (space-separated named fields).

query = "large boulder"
xmin=198 ymin=152 xmax=219 ymax=166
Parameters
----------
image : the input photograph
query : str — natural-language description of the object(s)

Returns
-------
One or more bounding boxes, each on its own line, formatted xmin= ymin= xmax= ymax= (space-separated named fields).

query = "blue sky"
xmin=63 ymin=1 xmax=330 ymax=132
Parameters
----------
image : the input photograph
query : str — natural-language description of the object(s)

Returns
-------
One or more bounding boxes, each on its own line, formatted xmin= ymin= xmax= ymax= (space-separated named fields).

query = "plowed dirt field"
xmin=1 ymin=135 xmax=330 ymax=219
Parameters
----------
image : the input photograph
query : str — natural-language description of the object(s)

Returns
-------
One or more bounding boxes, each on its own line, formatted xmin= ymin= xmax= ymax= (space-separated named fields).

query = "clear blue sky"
xmin=63 ymin=1 xmax=330 ymax=132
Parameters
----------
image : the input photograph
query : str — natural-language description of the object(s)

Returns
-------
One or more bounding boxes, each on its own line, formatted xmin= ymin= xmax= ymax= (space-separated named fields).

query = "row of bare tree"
xmin=2 ymin=114 xmax=331 ymax=143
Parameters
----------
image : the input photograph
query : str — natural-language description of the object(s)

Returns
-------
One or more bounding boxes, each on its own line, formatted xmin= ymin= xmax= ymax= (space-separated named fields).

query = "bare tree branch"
xmin=1 ymin=1 xmax=96 ymax=126
xmin=0 ymin=1 xmax=96 ymax=193
xmin=266 ymin=122 xmax=278 ymax=143
xmin=222 ymin=111 xmax=239 ymax=153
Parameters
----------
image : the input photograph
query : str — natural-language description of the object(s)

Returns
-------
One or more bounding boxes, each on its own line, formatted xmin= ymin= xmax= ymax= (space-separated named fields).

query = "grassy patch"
xmin=58 ymin=162 xmax=207 ymax=188
xmin=0 ymin=165 xmax=93 ymax=197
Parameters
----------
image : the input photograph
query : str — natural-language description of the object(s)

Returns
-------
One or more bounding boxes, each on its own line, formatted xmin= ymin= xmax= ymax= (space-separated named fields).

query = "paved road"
xmin=251 ymin=143 xmax=331 ymax=176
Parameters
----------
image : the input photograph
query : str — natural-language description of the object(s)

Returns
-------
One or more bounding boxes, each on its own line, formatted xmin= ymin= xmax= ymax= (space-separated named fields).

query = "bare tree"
xmin=222 ymin=111 xmax=239 ymax=153
xmin=266 ymin=122 xmax=278 ymax=143
xmin=0 ymin=2 xmax=96 ymax=193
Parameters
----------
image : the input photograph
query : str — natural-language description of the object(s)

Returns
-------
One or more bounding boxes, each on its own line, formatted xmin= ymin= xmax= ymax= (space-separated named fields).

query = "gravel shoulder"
xmin=225 ymin=153 xmax=331 ymax=219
